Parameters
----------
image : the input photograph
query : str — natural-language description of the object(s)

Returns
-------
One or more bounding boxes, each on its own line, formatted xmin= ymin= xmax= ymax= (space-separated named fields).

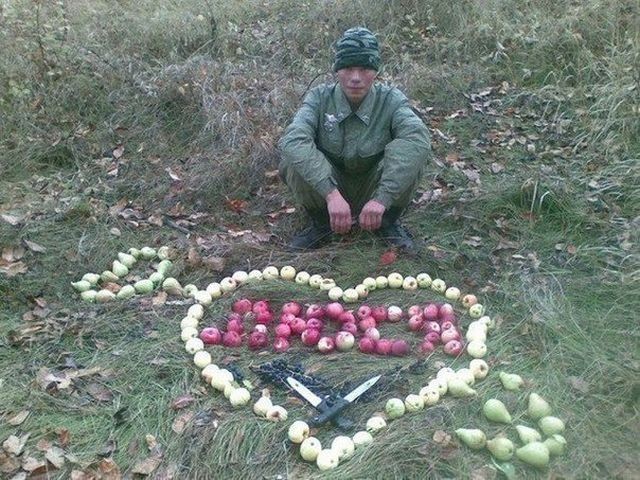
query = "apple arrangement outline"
xmin=71 ymin=249 xmax=568 ymax=472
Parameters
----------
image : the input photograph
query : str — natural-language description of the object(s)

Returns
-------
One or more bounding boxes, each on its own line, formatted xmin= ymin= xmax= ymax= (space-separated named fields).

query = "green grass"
xmin=1 ymin=0 xmax=639 ymax=478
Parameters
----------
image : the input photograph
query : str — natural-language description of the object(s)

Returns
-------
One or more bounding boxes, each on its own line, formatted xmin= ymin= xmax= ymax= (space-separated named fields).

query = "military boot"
xmin=289 ymin=210 xmax=333 ymax=250
xmin=376 ymin=207 xmax=415 ymax=250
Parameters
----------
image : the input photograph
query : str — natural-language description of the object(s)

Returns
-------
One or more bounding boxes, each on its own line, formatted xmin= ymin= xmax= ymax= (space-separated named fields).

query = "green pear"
xmin=538 ymin=416 xmax=565 ymax=436
xmin=486 ymin=437 xmax=515 ymax=461
xmin=515 ymin=425 xmax=542 ymax=444
xmin=515 ymin=441 xmax=550 ymax=469
xmin=543 ymin=434 xmax=567 ymax=456
xmin=455 ymin=428 xmax=486 ymax=450
xmin=71 ymin=280 xmax=92 ymax=292
xmin=116 ymin=284 xmax=136 ymax=300
xmin=447 ymin=378 xmax=477 ymax=397
xmin=499 ymin=371 xmax=524 ymax=391
xmin=527 ymin=393 xmax=552 ymax=419
xmin=483 ymin=399 xmax=512 ymax=424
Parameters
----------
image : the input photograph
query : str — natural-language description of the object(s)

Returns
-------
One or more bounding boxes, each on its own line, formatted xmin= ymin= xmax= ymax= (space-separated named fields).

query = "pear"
xmin=116 ymin=284 xmax=136 ymax=300
xmin=483 ymin=399 xmax=512 ymax=424
xmin=112 ymin=260 xmax=129 ymax=277
xmin=447 ymin=378 xmax=477 ymax=397
xmin=134 ymin=279 xmax=154 ymax=294
xmin=538 ymin=416 xmax=565 ymax=436
xmin=515 ymin=441 xmax=550 ymax=469
xmin=455 ymin=428 xmax=486 ymax=450
xmin=499 ymin=371 xmax=524 ymax=391
xmin=71 ymin=280 xmax=92 ymax=292
xmin=515 ymin=425 xmax=542 ymax=444
xmin=527 ymin=393 xmax=552 ymax=419
xmin=543 ymin=434 xmax=567 ymax=456
xmin=486 ymin=437 xmax=515 ymax=461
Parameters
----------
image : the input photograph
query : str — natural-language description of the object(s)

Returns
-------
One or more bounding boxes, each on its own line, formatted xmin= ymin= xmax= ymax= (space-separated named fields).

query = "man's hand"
xmin=359 ymin=199 xmax=386 ymax=231
xmin=326 ymin=189 xmax=352 ymax=234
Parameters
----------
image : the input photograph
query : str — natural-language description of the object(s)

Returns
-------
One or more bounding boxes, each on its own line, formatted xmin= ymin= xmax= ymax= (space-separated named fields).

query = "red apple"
xmin=371 ymin=306 xmax=388 ymax=322
xmin=223 ymin=331 xmax=242 ymax=347
xmin=441 ymin=328 xmax=461 ymax=343
xmin=227 ymin=319 xmax=244 ymax=335
xmin=408 ymin=315 xmax=424 ymax=332
xmin=290 ymin=317 xmax=307 ymax=335
xmin=439 ymin=314 xmax=457 ymax=326
xmin=423 ymin=303 xmax=439 ymax=321
xmin=301 ymin=328 xmax=321 ymax=346
xmin=420 ymin=340 xmax=436 ymax=354
xmin=252 ymin=300 xmax=270 ymax=313
xmin=338 ymin=310 xmax=357 ymax=324
xmin=425 ymin=321 xmax=441 ymax=334
xmin=306 ymin=318 xmax=324 ymax=331
xmin=358 ymin=317 xmax=376 ymax=332
xmin=358 ymin=337 xmax=376 ymax=354
xmin=443 ymin=340 xmax=463 ymax=356
xmin=232 ymin=298 xmax=253 ymax=315
xmin=255 ymin=310 xmax=274 ymax=325
xmin=273 ymin=337 xmax=290 ymax=352
xmin=376 ymin=338 xmax=393 ymax=355
xmin=438 ymin=303 xmax=454 ymax=319
xmin=440 ymin=320 xmax=455 ymax=331
xmin=325 ymin=302 xmax=344 ymax=320
xmin=281 ymin=301 xmax=302 ymax=316
xmin=280 ymin=312 xmax=296 ymax=325
xmin=341 ymin=322 xmax=358 ymax=335
xmin=200 ymin=327 xmax=222 ymax=345
xmin=275 ymin=323 xmax=291 ymax=338
xmin=248 ymin=331 xmax=268 ymax=350
xmin=364 ymin=327 xmax=380 ymax=341
xmin=317 ymin=336 xmax=335 ymax=353
xmin=391 ymin=339 xmax=409 ymax=356
xmin=408 ymin=305 xmax=423 ymax=318
xmin=357 ymin=305 xmax=372 ymax=320
xmin=335 ymin=331 xmax=355 ymax=351
xmin=305 ymin=304 xmax=325 ymax=319
xmin=425 ymin=331 xmax=441 ymax=345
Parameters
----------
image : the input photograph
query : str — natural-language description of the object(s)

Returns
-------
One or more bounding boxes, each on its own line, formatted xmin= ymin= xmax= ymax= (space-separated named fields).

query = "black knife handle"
xmin=310 ymin=397 xmax=350 ymax=427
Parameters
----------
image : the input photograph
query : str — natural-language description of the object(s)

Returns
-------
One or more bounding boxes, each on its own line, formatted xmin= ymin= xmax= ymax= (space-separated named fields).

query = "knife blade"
xmin=309 ymin=374 xmax=381 ymax=427
xmin=286 ymin=377 xmax=353 ymax=430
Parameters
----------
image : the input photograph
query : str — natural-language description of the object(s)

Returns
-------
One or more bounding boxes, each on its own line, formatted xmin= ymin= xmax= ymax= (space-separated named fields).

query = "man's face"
xmin=337 ymin=66 xmax=377 ymax=107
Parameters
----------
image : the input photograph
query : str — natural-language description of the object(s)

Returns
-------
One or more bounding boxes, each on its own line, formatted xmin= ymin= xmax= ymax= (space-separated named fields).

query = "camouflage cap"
xmin=333 ymin=27 xmax=380 ymax=72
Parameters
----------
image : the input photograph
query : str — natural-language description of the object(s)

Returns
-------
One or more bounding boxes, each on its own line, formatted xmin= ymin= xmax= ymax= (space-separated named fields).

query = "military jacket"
xmin=278 ymin=82 xmax=431 ymax=207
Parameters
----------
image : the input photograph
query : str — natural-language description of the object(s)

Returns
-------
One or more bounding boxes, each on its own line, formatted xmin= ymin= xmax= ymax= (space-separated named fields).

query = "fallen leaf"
xmin=470 ymin=465 xmax=497 ymax=480
xmin=56 ymin=429 xmax=70 ymax=448
xmin=10 ymin=471 xmax=27 ymax=480
xmin=171 ymin=411 xmax=195 ymax=434
xmin=7 ymin=410 xmax=30 ymax=426
xmin=132 ymin=455 xmax=162 ymax=475
xmin=21 ymin=239 xmax=46 ymax=253
xmin=145 ymin=434 xmax=158 ymax=451
xmin=225 ymin=198 xmax=248 ymax=213
xmin=1 ymin=214 xmax=23 ymax=226
xmin=21 ymin=456 xmax=45 ymax=472
xmin=112 ymin=144 xmax=124 ymax=159
xmin=3 ymin=434 xmax=30 ymax=455
xmin=152 ymin=292 xmax=167 ymax=306
xmin=71 ymin=470 xmax=93 ymax=480
xmin=86 ymin=383 xmax=114 ymax=402
xmin=379 ymin=249 xmax=397 ymax=266
xmin=45 ymin=446 xmax=66 ymax=469
xmin=165 ymin=167 xmax=182 ymax=182
xmin=2 ymin=246 xmax=25 ymax=262
xmin=36 ymin=439 xmax=52 ymax=452
xmin=0 ymin=450 xmax=20 ymax=474
xmin=171 ymin=394 xmax=195 ymax=410
xmin=97 ymin=458 xmax=121 ymax=479
xmin=463 ymin=236 xmax=483 ymax=247
xmin=186 ymin=247 xmax=202 ymax=268
xmin=432 ymin=430 xmax=451 ymax=445
xmin=109 ymin=227 xmax=121 ymax=237
xmin=36 ymin=367 xmax=72 ymax=391
xmin=566 ymin=244 xmax=577 ymax=254
xmin=463 ymin=168 xmax=481 ymax=182
xmin=490 ymin=162 xmax=504 ymax=173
